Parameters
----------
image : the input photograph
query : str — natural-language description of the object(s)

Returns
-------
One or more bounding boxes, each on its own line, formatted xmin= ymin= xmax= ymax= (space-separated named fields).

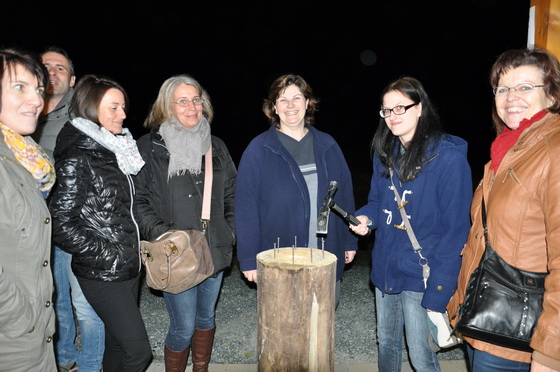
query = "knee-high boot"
xmin=164 ymin=345 xmax=190 ymax=372
xmin=191 ymin=327 xmax=215 ymax=372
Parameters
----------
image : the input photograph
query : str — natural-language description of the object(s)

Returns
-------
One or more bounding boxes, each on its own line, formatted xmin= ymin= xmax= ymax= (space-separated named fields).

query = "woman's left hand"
xmin=345 ymin=250 xmax=356 ymax=264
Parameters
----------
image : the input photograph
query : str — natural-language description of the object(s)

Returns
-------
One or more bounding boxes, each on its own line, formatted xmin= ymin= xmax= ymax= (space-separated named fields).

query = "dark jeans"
xmin=467 ymin=344 xmax=530 ymax=372
xmin=78 ymin=275 xmax=152 ymax=372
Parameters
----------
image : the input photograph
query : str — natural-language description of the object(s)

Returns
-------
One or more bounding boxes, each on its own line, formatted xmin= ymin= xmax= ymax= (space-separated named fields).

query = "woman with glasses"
xmin=235 ymin=74 xmax=357 ymax=302
xmin=448 ymin=48 xmax=560 ymax=371
xmin=350 ymin=76 xmax=472 ymax=372
xmin=134 ymin=74 xmax=236 ymax=372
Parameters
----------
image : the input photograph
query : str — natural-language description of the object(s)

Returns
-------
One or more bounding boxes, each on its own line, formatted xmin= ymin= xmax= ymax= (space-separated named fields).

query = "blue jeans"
xmin=467 ymin=344 xmax=530 ymax=371
xmin=53 ymin=246 xmax=104 ymax=372
xmin=375 ymin=288 xmax=440 ymax=372
xmin=163 ymin=272 xmax=224 ymax=351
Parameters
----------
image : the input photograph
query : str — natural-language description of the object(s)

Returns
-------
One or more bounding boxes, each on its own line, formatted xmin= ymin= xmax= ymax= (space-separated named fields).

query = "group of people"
xmin=0 ymin=43 xmax=559 ymax=372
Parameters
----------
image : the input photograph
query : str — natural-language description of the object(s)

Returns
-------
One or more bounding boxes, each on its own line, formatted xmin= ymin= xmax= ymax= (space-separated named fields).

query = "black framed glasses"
xmin=493 ymin=83 xmax=545 ymax=97
xmin=379 ymin=102 xmax=418 ymax=118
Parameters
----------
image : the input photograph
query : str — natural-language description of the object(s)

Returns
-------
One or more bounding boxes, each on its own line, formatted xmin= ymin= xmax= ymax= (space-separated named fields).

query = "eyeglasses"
xmin=379 ymin=103 xmax=418 ymax=118
xmin=173 ymin=97 xmax=205 ymax=107
xmin=493 ymin=83 xmax=545 ymax=97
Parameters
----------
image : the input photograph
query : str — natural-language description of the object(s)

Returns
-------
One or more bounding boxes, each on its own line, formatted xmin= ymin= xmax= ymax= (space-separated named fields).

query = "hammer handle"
xmin=330 ymin=203 xmax=360 ymax=226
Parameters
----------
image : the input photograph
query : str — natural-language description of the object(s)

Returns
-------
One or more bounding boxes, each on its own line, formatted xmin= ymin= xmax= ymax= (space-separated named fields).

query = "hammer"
xmin=317 ymin=181 xmax=360 ymax=235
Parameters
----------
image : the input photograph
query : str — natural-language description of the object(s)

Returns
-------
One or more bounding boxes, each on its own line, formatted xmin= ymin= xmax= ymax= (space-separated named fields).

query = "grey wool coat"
xmin=0 ymin=136 xmax=56 ymax=371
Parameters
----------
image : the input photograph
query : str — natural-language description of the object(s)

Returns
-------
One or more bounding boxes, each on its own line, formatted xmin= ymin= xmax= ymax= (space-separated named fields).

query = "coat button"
xmin=44 ymin=217 xmax=50 ymax=224
xmin=437 ymin=285 xmax=443 ymax=290
xmin=43 ymin=260 xmax=49 ymax=267
xmin=45 ymin=336 xmax=52 ymax=343
xmin=45 ymin=301 xmax=51 ymax=307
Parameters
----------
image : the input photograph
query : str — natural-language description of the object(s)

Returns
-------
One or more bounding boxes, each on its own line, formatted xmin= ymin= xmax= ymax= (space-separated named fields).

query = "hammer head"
xmin=316 ymin=181 xmax=338 ymax=234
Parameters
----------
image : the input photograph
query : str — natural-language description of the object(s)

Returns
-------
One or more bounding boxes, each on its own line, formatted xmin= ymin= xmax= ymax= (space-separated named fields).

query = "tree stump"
xmin=256 ymin=247 xmax=337 ymax=372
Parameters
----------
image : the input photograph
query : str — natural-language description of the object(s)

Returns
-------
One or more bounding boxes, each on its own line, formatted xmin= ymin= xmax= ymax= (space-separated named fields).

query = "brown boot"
xmin=191 ymin=327 xmax=215 ymax=372
xmin=164 ymin=345 xmax=190 ymax=372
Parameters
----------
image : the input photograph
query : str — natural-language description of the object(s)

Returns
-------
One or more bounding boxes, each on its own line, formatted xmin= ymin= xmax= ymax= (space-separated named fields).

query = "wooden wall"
xmin=531 ymin=0 xmax=560 ymax=58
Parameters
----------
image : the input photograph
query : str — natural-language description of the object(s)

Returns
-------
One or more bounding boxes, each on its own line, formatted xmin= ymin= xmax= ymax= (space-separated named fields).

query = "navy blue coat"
xmin=357 ymin=134 xmax=473 ymax=312
xmin=235 ymin=126 xmax=357 ymax=280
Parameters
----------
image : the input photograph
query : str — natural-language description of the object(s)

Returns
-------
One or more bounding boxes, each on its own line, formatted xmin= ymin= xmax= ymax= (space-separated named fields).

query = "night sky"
xmin=4 ymin=0 xmax=531 ymax=199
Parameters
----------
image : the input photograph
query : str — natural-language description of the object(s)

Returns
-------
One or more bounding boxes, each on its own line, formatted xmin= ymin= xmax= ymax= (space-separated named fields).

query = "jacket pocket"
xmin=398 ymin=249 xmax=425 ymax=279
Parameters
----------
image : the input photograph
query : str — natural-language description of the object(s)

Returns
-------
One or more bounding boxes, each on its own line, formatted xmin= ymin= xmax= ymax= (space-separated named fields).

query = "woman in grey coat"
xmin=0 ymin=48 xmax=56 ymax=371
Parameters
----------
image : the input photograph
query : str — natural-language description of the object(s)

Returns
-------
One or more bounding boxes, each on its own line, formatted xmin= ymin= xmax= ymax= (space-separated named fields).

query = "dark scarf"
xmin=490 ymin=110 xmax=547 ymax=172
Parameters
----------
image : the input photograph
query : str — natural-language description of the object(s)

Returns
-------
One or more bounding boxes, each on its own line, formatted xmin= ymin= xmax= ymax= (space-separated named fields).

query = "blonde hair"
xmin=144 ymin=74 xmax=213 ymax=128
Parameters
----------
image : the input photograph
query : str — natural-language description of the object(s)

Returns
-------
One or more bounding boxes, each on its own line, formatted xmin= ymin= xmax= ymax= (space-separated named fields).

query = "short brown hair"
xmin=262 ymin=74 xmax=319 ymax=128
xmin=490 ymin=48 xmax=560 ymax=133
xmin=71 ymin=74 xmax=129 ymax=125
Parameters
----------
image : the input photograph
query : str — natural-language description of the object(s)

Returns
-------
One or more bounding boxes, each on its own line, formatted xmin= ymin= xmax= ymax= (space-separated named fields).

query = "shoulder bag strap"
xmin=201 ymin=146 xmax=213 ymax=232
xmin=389 ymin=168 xmax=430 ymax=286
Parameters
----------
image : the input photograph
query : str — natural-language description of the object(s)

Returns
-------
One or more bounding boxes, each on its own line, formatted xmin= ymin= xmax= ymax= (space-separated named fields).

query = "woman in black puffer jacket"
xmin=50 ymin=75 xmax=152 ymax=372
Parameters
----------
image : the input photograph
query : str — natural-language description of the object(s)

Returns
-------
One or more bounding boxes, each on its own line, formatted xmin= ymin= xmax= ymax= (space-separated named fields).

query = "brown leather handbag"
xmin=141 ymin=229 xmax=214 ymax=294
xmin=140 ymin=147 xmax=214 ymax=294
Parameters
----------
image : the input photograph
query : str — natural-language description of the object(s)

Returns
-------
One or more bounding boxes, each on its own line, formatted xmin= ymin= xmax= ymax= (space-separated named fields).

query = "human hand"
xmin=345 ymin=250 xmax=356 ymax=264
xmin=349 ymin=215 xmax=370 ymax=236
xmin=242 ymin=270 xmax=258 ymax=283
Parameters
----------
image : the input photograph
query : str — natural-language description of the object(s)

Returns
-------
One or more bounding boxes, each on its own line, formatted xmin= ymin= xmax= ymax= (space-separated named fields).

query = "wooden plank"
xmin=531 ymin=0 xmax=560 ymax=58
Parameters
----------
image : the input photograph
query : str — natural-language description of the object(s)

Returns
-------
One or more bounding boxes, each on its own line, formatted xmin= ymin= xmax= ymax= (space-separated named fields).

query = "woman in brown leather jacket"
xmin=448 ymin=48 xmax=560 ymax=371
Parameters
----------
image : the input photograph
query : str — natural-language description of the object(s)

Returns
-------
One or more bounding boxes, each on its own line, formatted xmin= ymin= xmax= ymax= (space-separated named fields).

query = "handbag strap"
xmin=389 ymin=168 xmax=430 ymax=286
xmin=201 ymin=146 xmax=213 ymax=231
xmin=481 ymin=196 xmax=489 ymax=242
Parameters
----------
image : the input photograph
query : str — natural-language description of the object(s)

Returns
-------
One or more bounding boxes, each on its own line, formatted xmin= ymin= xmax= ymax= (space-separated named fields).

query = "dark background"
xmin=3 ymin=0 xmax=531 ymax=197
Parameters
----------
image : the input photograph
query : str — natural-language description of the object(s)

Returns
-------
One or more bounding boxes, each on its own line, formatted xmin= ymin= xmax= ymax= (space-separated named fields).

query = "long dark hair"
xmin=372 ymin=76 xmax=443 ymax=182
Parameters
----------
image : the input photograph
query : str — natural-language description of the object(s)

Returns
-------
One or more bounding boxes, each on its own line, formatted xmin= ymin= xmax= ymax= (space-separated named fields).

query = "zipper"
xmin=501 ymin=168 xmax=521 ymax=186
xmin=127 ymin=174 xmax=142 ymax=273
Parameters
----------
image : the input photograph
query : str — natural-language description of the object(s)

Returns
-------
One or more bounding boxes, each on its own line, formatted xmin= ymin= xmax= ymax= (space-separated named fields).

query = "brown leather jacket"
xmin=448 ymin=112 xmax=560 ymax=368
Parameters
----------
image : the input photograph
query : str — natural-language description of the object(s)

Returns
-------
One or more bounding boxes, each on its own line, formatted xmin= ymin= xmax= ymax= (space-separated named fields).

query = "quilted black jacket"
xmin=50 ymin=122 xmax=142 ymax=281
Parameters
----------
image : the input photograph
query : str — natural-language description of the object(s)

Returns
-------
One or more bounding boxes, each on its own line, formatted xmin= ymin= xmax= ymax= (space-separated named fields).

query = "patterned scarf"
xmin=158 ymin=116 xmax=211 ymax=179
xmin=1 ymin=122 xmax=55 ymax=193
xmin=71 ymin=117 xmax=145 ymax=175
xmin=490 ymin=110 xmax=547 ymax=172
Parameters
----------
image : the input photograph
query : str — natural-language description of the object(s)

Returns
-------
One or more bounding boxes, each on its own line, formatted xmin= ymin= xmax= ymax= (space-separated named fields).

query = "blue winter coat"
xmin=235 ymin=126 xmax=357 ymax=280
xmin=357 ymin=134 xmax=472 ymax=312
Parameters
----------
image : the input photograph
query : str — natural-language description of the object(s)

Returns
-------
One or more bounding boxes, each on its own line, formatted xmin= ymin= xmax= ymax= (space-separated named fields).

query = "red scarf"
xmin=490 ymin=110 xmax=547 ymax=172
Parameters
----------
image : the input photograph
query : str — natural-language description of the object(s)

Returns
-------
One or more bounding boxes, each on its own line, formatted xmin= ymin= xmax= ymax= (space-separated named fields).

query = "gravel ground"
xmin=139 ymin=244 xmax=467 ymax=364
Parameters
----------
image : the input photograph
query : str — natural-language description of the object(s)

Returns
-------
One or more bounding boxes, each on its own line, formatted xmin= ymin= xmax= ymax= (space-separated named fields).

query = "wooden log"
xmin=256 ymin=247 xmax=337 ymax=372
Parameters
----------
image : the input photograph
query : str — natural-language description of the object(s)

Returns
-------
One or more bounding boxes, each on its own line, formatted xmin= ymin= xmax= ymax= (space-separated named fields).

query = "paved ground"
xmin=146 ymin=360 xmax=469 ymax=371
xmin=138 ymin=239 xmax=469 ymax=369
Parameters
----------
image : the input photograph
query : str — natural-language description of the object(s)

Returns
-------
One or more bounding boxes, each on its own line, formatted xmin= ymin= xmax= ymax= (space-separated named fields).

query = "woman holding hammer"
xmin=350 ymin=76 xmax=472 ymax=372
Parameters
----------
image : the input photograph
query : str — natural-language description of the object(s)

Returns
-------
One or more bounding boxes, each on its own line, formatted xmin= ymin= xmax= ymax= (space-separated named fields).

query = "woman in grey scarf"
xmin=134 ymin=75 xmax=237 ymax=372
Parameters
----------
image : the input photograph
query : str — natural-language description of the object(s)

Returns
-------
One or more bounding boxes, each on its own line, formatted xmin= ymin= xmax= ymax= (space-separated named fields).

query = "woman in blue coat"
xmin=235 ymin=74 xmax=357 ymax=300
xmin=350 ymin=77 xmax=472 ymax=372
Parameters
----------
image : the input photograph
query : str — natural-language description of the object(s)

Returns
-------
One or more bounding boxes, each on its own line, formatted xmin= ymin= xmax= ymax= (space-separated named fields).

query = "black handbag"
xmin=456 ymin=198 xmax=547 ymax=351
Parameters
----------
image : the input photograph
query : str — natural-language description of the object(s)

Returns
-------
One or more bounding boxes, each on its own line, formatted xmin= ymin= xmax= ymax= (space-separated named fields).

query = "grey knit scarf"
xmin=158 ymin=116 xmax=211 ymax=179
